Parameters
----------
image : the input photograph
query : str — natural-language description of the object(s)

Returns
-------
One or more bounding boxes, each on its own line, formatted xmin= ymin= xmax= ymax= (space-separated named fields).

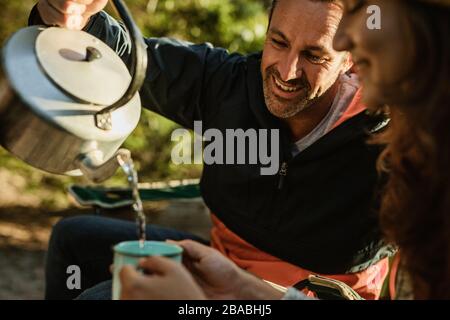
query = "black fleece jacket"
xmin=29 ymin=9 xmax=395 ymax=274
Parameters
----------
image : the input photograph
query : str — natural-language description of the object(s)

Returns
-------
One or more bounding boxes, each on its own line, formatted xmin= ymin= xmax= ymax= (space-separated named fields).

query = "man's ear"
xmin=343 ymin=53 xmax=354 ymax=73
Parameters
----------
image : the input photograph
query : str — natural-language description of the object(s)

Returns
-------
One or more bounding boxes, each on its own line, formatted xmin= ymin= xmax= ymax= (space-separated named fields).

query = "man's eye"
xmin=306 ymin=53 xmax=327 ymax=64
xmin=272 ymin=38 xmax=287 ymax=48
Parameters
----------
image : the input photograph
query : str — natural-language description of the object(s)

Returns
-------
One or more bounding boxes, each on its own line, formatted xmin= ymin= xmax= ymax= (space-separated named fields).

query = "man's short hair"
xmin=268 ymin=0 xmax=342 ymax=25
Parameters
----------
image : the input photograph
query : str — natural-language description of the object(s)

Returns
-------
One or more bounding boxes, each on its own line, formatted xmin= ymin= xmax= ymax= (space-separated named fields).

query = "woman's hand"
xmin=119 ymin=240 xmax=285 ymax=300
xmin=119 ymin=256 xmax=206 ymax=300
xmin=37 ymin=0 xmax=108 ymax=30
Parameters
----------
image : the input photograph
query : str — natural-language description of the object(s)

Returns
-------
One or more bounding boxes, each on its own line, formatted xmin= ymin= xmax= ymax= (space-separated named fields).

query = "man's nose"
xmin=278 ymin=53 xmax=302 ymax=82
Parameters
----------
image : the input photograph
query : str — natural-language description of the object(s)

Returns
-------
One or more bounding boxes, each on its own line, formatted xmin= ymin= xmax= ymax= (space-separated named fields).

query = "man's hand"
xmin=175 ymin=240 xmax=284 ymax=300
xmin=119 ymin=257 xmax=206 ymax=300
xmin=37 ymin=0 xmax=108 ymax=30
xmin=175 ymin=240 xmax=246 ymax=299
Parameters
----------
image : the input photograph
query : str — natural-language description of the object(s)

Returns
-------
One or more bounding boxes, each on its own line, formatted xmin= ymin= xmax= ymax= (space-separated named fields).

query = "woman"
xmin=115 ymin=0 xmax=450 ymax=300
xmin=334 ymin=0 xmax=450 ymax=300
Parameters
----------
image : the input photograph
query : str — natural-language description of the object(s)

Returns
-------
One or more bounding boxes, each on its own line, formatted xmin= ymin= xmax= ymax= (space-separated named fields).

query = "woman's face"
xmin=334 ymin=0 xmax=416 ymax=109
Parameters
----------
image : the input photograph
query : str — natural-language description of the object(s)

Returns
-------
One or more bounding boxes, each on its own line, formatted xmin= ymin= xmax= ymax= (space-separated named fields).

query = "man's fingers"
xmin=48 ymin=0 xmax=87 ymax=15
xmin=175 ymin=240 xmax=212 ymax=261
xmin=119 ymin=265 xmax=146 ymax=289
xmin=119 ymin=265 xmax=147 ymax=300
xmin=37 ymin=0 xmax=105 ymax=29
xmin=51 ymin=0 xmax=94 ymax=4
xmin=38 ymin=0 xmax=84 ymax=29
xmin=68 ymin=0 xmax=95 ymax=4
xmin=85 ymin=0 xmax=108 ymax=15
xmin=50 ymin=0 xmax=95 ymax=7
xmin=38 ymin=0 xmax=65 ymax=25
xmin=138 ymin=256 xmax=179 ymax=275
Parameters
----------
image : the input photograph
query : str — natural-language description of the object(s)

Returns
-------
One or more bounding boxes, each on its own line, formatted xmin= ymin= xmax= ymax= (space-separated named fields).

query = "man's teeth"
xmin=274 ymin=77 xmax=300 ymax=93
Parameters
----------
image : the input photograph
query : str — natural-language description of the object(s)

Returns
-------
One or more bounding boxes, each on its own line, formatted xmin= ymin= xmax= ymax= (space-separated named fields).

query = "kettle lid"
xmin=35 ymin=27 xmax=131 ymax=106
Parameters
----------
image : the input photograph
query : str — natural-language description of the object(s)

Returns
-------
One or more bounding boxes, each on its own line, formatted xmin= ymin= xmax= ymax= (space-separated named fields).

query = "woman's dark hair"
xmin=374 ymin=1 xmax=450 ymax=299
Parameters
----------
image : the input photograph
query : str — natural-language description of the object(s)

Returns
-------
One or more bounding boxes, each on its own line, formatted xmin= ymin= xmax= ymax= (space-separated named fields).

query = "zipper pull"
xmin=278 ymin=162 xmax=288 ymax=190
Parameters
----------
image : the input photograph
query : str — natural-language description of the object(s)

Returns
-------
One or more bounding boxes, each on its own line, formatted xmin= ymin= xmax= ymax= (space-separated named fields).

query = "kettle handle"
xmin=95 ymin=0 xmax=148 ymax=118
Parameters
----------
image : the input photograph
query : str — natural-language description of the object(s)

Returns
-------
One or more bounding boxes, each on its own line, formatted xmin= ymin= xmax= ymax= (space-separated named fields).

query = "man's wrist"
xmin=236 ymin=271 xmax=285 ymax=300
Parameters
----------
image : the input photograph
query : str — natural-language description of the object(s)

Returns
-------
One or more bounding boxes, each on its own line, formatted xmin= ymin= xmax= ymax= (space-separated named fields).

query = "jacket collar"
xmin=245 ymin=53 xmax=389 ymax=164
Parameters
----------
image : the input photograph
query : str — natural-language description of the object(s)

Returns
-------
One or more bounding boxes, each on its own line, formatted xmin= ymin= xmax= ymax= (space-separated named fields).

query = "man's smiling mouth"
xmin=273 ymin=75 xmax=302 ymax=93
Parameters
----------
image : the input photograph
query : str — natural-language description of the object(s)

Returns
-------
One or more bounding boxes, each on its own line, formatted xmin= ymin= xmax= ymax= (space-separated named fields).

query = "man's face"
xmin=262 ymin=0 xmax=351 ymax=119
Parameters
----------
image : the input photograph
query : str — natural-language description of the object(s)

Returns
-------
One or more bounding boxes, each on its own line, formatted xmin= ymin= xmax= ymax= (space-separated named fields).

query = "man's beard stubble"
xmin=263 ymin=65 xmax=316 ymax=119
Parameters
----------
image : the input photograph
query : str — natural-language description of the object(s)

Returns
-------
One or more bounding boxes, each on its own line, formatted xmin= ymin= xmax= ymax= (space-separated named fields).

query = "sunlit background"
xmin=0 ymin=0 xmax=272 ymax=299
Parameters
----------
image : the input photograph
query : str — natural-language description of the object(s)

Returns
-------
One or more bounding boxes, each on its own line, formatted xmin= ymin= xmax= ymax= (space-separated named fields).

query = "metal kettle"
xmin=0 ymin=0 xmax=147 ymax=183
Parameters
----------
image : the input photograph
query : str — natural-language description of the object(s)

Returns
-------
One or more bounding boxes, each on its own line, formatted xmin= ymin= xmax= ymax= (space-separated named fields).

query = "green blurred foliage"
xmin=0 ymin=0 xmax=270 ymax=209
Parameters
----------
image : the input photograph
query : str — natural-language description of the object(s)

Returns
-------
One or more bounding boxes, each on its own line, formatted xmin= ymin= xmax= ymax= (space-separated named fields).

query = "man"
xmin=32 ymin=0 xmax=394 ymax=300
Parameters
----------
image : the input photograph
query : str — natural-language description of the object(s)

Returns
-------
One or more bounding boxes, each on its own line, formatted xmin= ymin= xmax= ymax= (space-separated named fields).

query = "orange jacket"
xmin=211 ymin=214 xmax=388 ymax=300
xmin=210 ymin=88 xmax=389 ymax=300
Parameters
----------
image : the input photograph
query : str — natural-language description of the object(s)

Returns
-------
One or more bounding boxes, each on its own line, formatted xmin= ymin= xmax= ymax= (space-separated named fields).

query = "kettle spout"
xmin=76 ymin=149 xmax=131 ymax=183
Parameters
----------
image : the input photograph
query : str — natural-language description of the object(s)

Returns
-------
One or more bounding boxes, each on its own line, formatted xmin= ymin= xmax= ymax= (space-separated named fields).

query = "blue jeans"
xmin=45 ymin=215 xmax=208 ymax=300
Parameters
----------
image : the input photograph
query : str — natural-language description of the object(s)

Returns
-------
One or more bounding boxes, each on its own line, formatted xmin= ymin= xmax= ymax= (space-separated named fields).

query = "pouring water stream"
xmin=117 ymin=153 xmax=146 ymax=248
